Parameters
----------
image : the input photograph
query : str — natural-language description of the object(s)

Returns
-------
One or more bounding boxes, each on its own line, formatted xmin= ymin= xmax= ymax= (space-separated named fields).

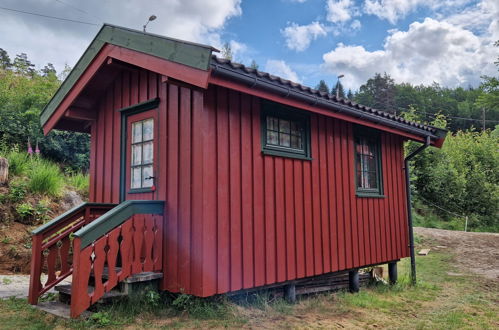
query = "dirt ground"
xmin=414 ymin=227 xmax=499 ymax=280
xmin=0 ymin=222 xmax=33 ymax=274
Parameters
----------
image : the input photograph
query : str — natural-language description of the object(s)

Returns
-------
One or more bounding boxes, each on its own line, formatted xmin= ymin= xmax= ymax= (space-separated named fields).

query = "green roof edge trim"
xmin=40 ymin=24 xmax=215 ymax=127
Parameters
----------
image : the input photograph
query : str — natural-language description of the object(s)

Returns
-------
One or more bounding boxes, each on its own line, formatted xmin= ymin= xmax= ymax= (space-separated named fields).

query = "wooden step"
xmin=90 ymin=267 xmax=163 ymax=283
xmin=34 ymin=301 xmax=91 ymax=319
xmin=55 ymin=284 xmax=127 ymax=304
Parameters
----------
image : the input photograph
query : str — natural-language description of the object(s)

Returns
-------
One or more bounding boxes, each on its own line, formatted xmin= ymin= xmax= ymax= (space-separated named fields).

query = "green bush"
xmin=66 ymin=173 xmax=89 ymax=194
xmin=27 ymin=160 xmax=64 ymax=197
xmin=412 ymin=127 xmax=499 ymax=232
xmin=4 ymin=149 xmax=30 ymax=177
xmin=6 ymin=178 xmax=28 ymax=203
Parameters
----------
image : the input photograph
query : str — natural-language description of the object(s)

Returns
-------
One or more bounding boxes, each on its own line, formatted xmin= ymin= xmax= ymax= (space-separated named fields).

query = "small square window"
xmin=261 ymin=102 xmax=311 ymax=160
xmin=354 ymin=129 xmax=383 ymax=196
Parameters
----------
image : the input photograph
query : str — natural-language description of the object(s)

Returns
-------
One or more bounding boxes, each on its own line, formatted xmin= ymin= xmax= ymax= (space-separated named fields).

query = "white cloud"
xmin=322 ymin=18 xmax=497 ymax=89
xmin=281 ymin=22 xmax=327 ymax=51
xmin=326 ymin=0 xmax=358 ymax=23
xmin=265 ymin=60 xmax=301 ymax=83
xmin=363 ymin=0 xmax=433 ymax=24
xmin=0 ymin=0 xmax=242 ymax=73
xmin=350 ymin=19 xmax=362 ymax=30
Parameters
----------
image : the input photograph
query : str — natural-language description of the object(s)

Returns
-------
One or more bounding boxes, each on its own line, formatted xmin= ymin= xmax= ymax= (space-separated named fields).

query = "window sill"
xmin=356 ymin=192 xmax=385 ymax=198
xmin=262 ymin=149 xmax=312 ymax=161
xmin=128 ymin=188 xmax=154 ymax=194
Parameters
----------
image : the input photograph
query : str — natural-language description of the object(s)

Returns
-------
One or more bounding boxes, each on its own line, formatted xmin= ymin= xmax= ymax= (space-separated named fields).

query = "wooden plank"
xmin=340 ymin=122 xmax=352 ymax=270
xmin=165 ymin=83 xmax=179 ymax=291
xmin=216 ymin=86 xmax=230 ymax=293
xmin=228 ymin=90 xmax=242 ymax=291
xmin=326 ymin=118 xmax=339 ymax=271
xmin=274 ymin=157 xmax=286 ymax=282
xmin=103 ymin=88 xmax=113 ymax=203
xmin=310 ymin=115 xmax=323 ymax=275
xmin=284 ymin=158 xmax=296 ymax=280
xmin=303 ymin=160 xmax=314 ymax=277
xmin=241 ymin=93 xmax=254 ymax=289
xmin=318 ymin=118 xmax=331 ymax=273
xmin=264 ymin=156 xmax=276 ymax=284
xmin=191 ymin=89 xmax=204 ymax=295
xmin=346 ymin=123 xmax=360 ymax=267
xmin=333 ymin=119 xmax=345 ymax=270
xmin=251 ymin=96 xmax=266 ymax=287
xmin=112 ymin=74 xmax=122 ymax=203
xmin=293 ymin=160 xmax=305 ymax=279
xmin=178 ymin=86 xmax=192 ymax=292
xmin=201 ymin=86 xmax=217 ymax=296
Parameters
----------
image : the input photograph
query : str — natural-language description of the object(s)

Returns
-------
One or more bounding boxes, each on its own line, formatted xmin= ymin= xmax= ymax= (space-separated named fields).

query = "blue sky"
xmin=1 ymin=0 xmax=498 ymax=90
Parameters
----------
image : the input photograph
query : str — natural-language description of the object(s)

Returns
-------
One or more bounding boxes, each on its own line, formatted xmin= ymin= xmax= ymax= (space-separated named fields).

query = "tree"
xmin=0 ymin=48 xmax=11 ymax=70
xmin=250 ymin=60 xmax=259 ymax=70
xmin=221 ymin=42 xmax=233 ymax=61
xmin=355 ymin=73 xmax=396 ymax=113
xmin=41 ymin=63 xmax=57 ymax=77
xmin=332 ymin=81 xmax=345 ymax=98
xmin=347 ymin=89 xmax=353 ymax=100
xmin=13 ymin=53 xmax=35 ymax=76
xmin=315 ymin=80 xmax=330 ymax=94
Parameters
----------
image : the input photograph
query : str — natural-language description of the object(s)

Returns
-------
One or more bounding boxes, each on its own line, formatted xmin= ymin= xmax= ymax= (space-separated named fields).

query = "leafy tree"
xmin=221 ymin=42 xmax=233 ymax=61
xmin=13 ymin=53 xmax=35 ymax=76
xmin=41 ymin=63 xmax=57 ymax=77
xmin=315 ymin=80 xmax=330 ymax=94
xmin=0 ymin=51 xmax=89 ymax=171
xmin=0 ymin=48 xmax=11 ymax=70
xmin=355 ymin=72 xmax=396 ymax=113
xmin=412 ymin=127 xmax=499 ymax=231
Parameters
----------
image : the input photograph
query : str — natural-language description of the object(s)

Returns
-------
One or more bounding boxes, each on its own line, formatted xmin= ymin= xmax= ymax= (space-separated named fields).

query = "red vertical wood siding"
xmin=88 ymin=68 xmax=410 ymax=297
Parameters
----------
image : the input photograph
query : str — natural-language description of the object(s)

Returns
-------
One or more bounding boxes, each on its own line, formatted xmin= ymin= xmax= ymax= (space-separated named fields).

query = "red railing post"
xmin=28 ymin=234 xmax=43 ymax=305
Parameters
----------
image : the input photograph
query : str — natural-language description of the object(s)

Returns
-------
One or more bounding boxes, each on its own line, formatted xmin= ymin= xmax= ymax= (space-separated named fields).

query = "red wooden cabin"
xmin=29 ymin=24 xmax=446 ymax=317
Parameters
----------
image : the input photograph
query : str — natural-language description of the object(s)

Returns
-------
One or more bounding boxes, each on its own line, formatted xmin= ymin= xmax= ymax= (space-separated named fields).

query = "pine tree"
xmin=332 ymin=81 xmax=345 ymax=98
xmin=41 ymin=63 xmax=56 ymax=77
xmin=250 ymin=60 xmax=259 ymax=70
xmin=13 ymin=53 xmax=35 ymax=76
xmin=0 ymin=48 xmax=11 ymax=70
xmin=347 ymin=89 xmax=353 ymax=100
xmin=315 ymin=80 xmax=330 ymax=94
xmin=221 ymin=42 xmax=233 ymax=61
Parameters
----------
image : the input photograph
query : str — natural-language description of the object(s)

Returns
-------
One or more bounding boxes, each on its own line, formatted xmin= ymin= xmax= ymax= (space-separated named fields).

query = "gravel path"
xmin=414 ymin=227 xmax=499 ymax=280
xmin=0 ymin=274 xmax=71 ymax=299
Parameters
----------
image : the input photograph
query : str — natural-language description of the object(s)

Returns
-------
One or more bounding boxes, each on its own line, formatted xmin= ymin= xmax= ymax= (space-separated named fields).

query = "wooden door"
xmin=124 ymin=109 xmax=159 ymax=200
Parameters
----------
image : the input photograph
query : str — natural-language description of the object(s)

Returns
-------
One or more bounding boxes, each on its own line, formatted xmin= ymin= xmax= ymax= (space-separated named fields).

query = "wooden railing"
xmin=70 ymin=200 xmax=164 ymax=318
xmin=28 ymin=203 xmax=117 ymax=305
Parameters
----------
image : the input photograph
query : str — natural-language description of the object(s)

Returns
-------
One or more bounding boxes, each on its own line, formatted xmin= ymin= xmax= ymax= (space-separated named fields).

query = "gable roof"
xmin=40 ymin=24 xmax=216 ymax=127
xmin=210 ymin=56 xmax=447 ymax=144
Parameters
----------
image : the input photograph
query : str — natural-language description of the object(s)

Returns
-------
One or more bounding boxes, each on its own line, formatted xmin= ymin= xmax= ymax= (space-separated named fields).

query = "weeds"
xmin=27 ymin=160 xmax=64 ymax=197
xmin=66 ymin=172 xmax=89 ymax=195
xmin=4 ymin=149 xmax=30 ymax=177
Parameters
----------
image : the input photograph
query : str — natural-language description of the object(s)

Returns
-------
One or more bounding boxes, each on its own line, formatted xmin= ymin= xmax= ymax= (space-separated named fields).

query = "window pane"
xmin=368 ymin=172 xmax=378 ymax=189
xmin=132 ymin=145 xmax=142 ymax=165
xmin=280 ymin=133 xmax=290 ymax=147
xmin=143 ymin=141 xmax=153 ymax=164
xmin=279 ymin=119 xmax=290 ymax=133
xmin=132 ymin=122 xmax=142 ymax=143
xmin=267 ymin=130 xmax=278 ymax=145
xmin=267 ymin=116 xmax=278 ymax=131
xmin=290 ymin=135 xmax=302 ymax=149
xmin=142 ymin=165 xmax=153 ymax=188
xmin=143 ymin=119 xmax=154 ymax=141
xmin=356 ymin=171 xmax=363 ymax=188
xmin=131 ymin=167 xmax=141 ymax=189
xmin=367 ymin=156 xmax=377 ymax=173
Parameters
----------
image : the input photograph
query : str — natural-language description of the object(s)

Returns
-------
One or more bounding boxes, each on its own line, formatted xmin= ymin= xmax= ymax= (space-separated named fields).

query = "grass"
xmin=0 ymin=237 xmax=497 ymax=328
xmin=27 ymin=160 xmax=64 ymax=197
xmin=66 ymin=173 xmax=89 ymax=195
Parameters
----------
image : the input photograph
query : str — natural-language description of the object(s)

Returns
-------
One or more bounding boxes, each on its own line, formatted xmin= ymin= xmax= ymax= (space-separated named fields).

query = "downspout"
xmin=404 ymin=135 xmax=431 ymax=285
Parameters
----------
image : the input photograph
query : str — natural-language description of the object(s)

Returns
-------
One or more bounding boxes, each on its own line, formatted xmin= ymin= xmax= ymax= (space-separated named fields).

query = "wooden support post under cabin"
xmin=284 ymin=283 xmax=296 ymax=303
xmin=348 ymin=269 xmax=360 ymax=293
xmin=0 ymin=157 xmax=8 ymax=185
xmin=388 ymin=261 xmax=398 ymax=285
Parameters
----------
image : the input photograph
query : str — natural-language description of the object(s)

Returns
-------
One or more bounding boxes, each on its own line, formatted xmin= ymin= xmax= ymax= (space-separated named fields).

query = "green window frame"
xmin=261 ymin=102 xmax=311 ymax=160
xmin=354 ymin=128 xmax=383 ymax=197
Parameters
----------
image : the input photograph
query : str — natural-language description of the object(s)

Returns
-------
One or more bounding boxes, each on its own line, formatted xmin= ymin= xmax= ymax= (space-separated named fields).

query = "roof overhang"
xmin=41 ymin=24 xmax=215 ymax=134
xmin=209 ymin=59 xmax=447 ymax=147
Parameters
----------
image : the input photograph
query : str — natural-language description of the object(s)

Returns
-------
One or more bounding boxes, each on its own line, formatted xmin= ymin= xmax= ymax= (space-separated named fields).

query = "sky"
xmin=0 ymin=0 xmax=498 ymax=91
